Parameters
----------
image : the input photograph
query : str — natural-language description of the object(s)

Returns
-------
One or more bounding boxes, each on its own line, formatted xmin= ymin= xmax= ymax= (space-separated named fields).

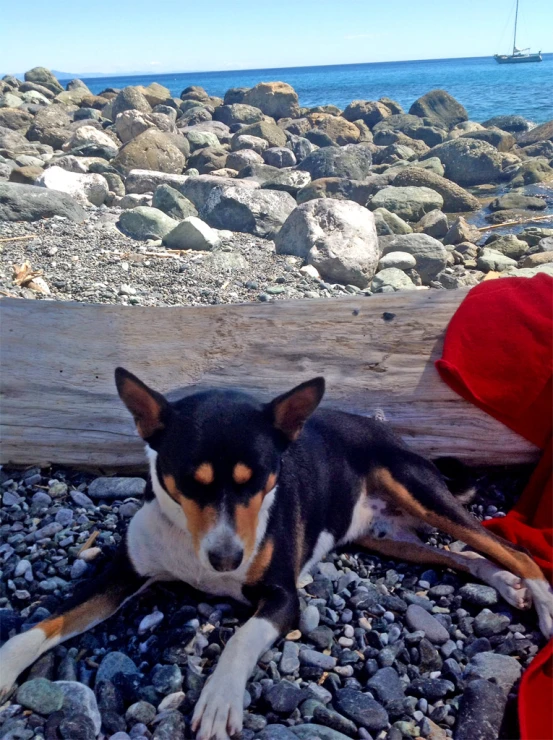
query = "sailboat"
xmin=494 ymin=0 xmax=542 ymax=63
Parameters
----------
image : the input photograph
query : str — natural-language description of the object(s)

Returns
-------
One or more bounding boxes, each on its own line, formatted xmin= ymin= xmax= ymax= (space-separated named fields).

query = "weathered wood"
xmin=0 ymin=293 xmax=538 ymax=470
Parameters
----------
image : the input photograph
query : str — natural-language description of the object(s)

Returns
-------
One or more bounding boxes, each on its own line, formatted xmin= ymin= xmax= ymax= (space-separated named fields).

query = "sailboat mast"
xmin=513 ymin=0 xmax=519 ymax=53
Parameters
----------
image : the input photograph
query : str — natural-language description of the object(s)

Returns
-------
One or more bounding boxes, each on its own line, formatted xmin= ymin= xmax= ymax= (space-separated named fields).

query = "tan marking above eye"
xmin=194 ymin=462 xmax=214 ymax=485
xmin=233 ymin=463 xmax=253 ymax=485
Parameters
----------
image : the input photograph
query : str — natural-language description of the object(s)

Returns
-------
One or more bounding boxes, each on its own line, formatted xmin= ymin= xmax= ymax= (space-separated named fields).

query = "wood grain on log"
xmin=0 ymin=293 xmax=538 ymax=470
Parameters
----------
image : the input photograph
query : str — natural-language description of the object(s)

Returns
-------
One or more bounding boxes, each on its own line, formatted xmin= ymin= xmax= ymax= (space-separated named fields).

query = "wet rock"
xmin=334 ymin=688 xmax=389 ymax=731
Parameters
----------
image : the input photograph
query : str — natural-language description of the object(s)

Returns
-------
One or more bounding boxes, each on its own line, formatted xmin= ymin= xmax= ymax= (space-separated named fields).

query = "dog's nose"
xmin=208 ymin=545 xmax=244 ymax=572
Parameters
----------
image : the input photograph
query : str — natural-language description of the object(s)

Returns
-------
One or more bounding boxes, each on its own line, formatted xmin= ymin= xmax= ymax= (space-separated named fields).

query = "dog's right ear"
xmin=115 ymin=367 xmax=169 ymax=440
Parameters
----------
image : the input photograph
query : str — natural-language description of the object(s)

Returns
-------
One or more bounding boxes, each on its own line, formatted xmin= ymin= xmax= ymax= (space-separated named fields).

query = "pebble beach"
xmin=1 ymin=65 xmax=553 ymax=740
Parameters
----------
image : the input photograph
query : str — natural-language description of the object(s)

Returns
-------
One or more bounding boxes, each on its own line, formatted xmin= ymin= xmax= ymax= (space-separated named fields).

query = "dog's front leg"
xmin=192 ymin=585 xmax=298 ymax=740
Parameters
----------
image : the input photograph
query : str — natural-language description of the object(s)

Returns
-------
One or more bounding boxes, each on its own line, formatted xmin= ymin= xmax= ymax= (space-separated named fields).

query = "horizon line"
xmin=6 ymin=51 xmax=552 ymax=80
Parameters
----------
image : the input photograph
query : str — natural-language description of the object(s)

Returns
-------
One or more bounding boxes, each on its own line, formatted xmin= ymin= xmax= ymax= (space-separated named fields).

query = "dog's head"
xmin=115 ymin=368 xmax=324 ymax=573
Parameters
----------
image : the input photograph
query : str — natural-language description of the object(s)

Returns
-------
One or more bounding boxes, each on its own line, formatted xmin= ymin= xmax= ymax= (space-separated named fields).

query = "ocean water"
xmin=83 ymin=55 xmax=553 ymax=124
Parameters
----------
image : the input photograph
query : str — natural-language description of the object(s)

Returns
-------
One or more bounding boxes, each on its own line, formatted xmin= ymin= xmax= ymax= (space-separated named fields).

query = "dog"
xmin=1 ymin=368 xmax=552 ymax=740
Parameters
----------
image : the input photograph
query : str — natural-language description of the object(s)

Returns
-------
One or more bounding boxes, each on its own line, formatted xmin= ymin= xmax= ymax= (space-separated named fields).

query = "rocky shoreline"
xmin=1 ymin=68 xmax=553 ymax=305
xmin=1 ymin=67 xmax=553 ymax=740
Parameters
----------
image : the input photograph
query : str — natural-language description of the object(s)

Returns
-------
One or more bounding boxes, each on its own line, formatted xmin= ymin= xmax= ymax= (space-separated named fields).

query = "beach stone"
xmin=0 ymin=107 xmax=33 ymax=131
xmin=112 ymin=129 xmax=186 ymax=176
xmin=118 ymin=206 xmax=178 ymax=240
xmin=455 ymin=679 xmax=507 ymax=740
xmin=299 ymin=649 xmax=337 ymax=670
xmin=509 ymin=159 xmax=553 ymax=187
xmin=184 ymin=130 xmax=221 ymax=153
xmin=200 ymin=183 xmax=295 ymax=238
xmin=263 ymin=147 xmax=297 ymax=168
xmin=125 ymin=169 xmax=188 ymax=194
xmin=280 ymin=640 xmax=300 ymax=674
xmin=299 ymin=604 xmax=320 ymax=634
xmin=9 ymin=165 xmax=43 ymax=184
xmin=416 ymin=209 xmax=448 ymax=238
xmin=114 ymin=109 xmax=156 ymax=144
xmin=26 ymin=106 xmax=72 ymax=148
xmin=443 ymin=216 xmax=481 ymax=245
xmin=16 ymin=678 xmax=64 ymax=714
xmin=231 ymin=134 xmax=268 ymax=154
xmin=378 ymin=251 xmax=416 ymax=270
xmin=275 ymin=198 xmax=380 ymax=288
xmin=464 ymin=652 xmax=521 ymax=694
xmin=405 ymin=605 xmax=449 ymax=644
xmin=334 ymin=688 xmax=389 ymax=731
xmin=111 ymin=87 xmax=152 ymax=120
xmin=409 ymin=89 xmax=467 ymax=128
xmin=477 ymin=248 xmax=517 ymax=273
xmin=473 ymin=611 xmax=510 ymax=637
xmin=380 ymin=233 xmax=447 ymax=284
xmin=163 ymin=216 xmax=220 ymax=251
xmin=461 ymin=127 xmax=515 ymax=151
xmin=369 ymin=185 xmax=443 ymax=221
xmin=373 ymin=207 xmax=412 ymax=235
xmin=292 ymin=725 xmax=351 ymax=740
xmin=391 ymin=166 xmax=480 ymax=212
xmin=422 ymin=138 xmax=516 ymax=186
xmin=516 ymin=119 xmax=553 ymax=146
xmin=408 ymin=678 xmax=454 ymax=700
xmin=367 ymin=667 xmax=405 ymax=704
xmin=213 ymin=103 xmax=264 ymax=127
xmin=226 ymin=149 xmax=264 ymax=170
xmin=36 ymin=166 xmax=108 ymax=206
xmin=135 ymin=82 xmax=171 ymax=107
xmin=448 ymin=121 xmax=485 ymax=139
xmin=152 ymin=184 xmax=197 ymax=219
xmin=187 ymin=146 xmax=228 ymax=174
xmin=373 ymin=113 xmax=447 ymax=146
xmin=96 ymin=652 xmax=140 ymax=685
xmin=261 ymin=169 xmax=311 ymax=195
xmin=55 ymin=681 xmax=101 ymax=734
xmin=520 ymin=251 xmax=553 ymax=268
xmin=24 ymin=67 xmax=63 ymax=94
xmin=266 ymin=680 xmax=303 ymax=713
xmin=243 ymin=81 xmax=300 ymax=120
xmin=259 ymin=726 xmax=298 ymax=740
xmin=235 ymin=120 xmax=287 ymax=148
xmin=371 ymin=267 xmax=416 ymax=292
xmin=484 ymin=233 xmax=528 ymax=259
xmin=306 ymin=112 xmax=361 ymax=145
xmin=483 ymin=114 xmax=530 ymax=133
xmin=489 ymin=193 xmax=546 ymax=211
xmin=0 ymin=181 xmax=87 ymax=222
xmin=152 ymin=710 xmax=186 ymax=739
xmin=59 ymin=713 xmax=96 ymax=740
xmin=0 ymin=91 xmax=24 ymax=108
xmin=88 ymin=477 xmax=146 ymax=499
xmin=343 ymin=100 xmax=391 ymax=128
xmin=298 ymin=144 xmax=372 ymax=180
xmin=458 ymin=584 xmax=498 ymax=607
xmin=297 ymin=176 xmax=386 ymax=206
xmin=62 ymin=125 xmax=119 ymax=158
xmin=313 ymin=704 xmax=358 ymax=737
xmin=125 ymin=700 xmax=156 ymax=725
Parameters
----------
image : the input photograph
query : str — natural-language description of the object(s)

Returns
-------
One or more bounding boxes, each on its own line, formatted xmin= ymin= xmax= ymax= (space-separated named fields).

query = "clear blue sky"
xmin=2 ymin=0 xmax=552 ymax=75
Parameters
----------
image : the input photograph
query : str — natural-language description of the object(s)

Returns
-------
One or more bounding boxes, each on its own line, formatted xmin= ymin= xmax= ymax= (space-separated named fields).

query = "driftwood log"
xmin=0 ymin=292 xmax=538 ymax=471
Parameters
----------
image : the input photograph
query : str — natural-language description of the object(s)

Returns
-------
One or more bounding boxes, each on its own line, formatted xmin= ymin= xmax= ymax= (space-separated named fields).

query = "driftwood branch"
xmin=0 ymin=293 xmax=538 ymax=471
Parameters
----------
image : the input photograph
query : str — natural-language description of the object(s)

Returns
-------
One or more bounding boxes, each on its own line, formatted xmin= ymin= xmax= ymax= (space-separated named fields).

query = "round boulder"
xmin=380 ymin=233 xmax=448 ymax=284
xmin=111 ymin=87 xmax=152 ymax=120
xmin=118 ymin=206 xmax=178 ymax=240
xmin=369 ymin=186 xmax=443 ymax=222
xmin=298 ymin=144 xmax=373 ymax=180
xmin=421 ymin=138 xmax=517 ymax=186
xmin=342 ymin=100 xmax=391 ymax=128
xmin=409 ymin=89 xmax=468 ymax=128
xmin=36 ymin=166 xmax=108 ymax=206
xmin=274 ymin=198 xmax=380 ymax=288
xmin=112 ymin=129 xmax=187 ymax=176
xmin=243 ymin=81 xmax=300 ymax=120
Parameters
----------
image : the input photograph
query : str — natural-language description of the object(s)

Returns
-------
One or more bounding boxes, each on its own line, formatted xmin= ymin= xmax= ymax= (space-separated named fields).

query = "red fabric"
xmin=435 ymin=274 xmax=553 ymax=740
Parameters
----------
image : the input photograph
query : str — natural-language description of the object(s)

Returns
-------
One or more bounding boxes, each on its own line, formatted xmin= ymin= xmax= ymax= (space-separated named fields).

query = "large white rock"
xmin=163 ymin=216 xmax=220 ymax=251
xmin=275 ymin=198 xmax=380 ymax=288
xmin=62 ymin=125 xmax=119 ymax=157
xmin=115 ymin=109 xmax=153 ymax=144
xmin=36 ymin=165 xmax=108 ymax=206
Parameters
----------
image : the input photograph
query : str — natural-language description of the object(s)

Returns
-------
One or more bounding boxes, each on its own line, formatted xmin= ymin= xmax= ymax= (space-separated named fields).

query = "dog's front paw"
xmin=191 ymin=670 xmax=245 ymax=740
xmin=525 ymin=578 xmax=553 ymax=639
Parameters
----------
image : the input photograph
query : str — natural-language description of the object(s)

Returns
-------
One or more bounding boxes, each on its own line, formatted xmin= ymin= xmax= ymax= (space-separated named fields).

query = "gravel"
xmin=0 ymin=461 xmax=545 ymax=740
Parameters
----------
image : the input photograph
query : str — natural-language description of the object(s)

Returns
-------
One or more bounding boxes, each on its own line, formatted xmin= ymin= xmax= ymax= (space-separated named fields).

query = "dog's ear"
xmin=268 ymin=377 xmax=325 ymax=442
xmin=115 ymin=367 xmax=169 ymax=440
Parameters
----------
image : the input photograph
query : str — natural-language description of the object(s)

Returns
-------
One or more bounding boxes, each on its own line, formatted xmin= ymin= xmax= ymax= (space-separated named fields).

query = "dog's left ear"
xmin=268 ymin=377 xmax=325 ymax=441
xmin=115 ymin=367 xmax=169 ymax=440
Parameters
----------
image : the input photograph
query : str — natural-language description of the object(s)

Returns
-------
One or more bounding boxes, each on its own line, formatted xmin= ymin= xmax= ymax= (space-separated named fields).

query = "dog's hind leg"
xmin=370 ymin=453 xmax=553 ymax=637
xmin=0 ymin=543 xmax=150 ymax=700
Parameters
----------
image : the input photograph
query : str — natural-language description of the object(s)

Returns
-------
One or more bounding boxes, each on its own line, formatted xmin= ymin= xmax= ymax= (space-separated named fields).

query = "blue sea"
xmin=83 ymin=55 xmax=553 ymax=124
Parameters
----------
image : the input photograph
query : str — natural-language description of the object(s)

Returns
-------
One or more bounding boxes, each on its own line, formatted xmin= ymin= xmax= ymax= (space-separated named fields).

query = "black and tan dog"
xmin=1 ymin=368 xmax=552 ymax=740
